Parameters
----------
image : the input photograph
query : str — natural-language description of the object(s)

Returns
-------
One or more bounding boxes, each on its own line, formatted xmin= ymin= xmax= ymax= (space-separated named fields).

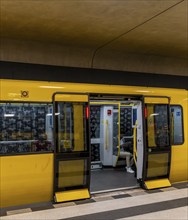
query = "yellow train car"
xmin=0 ymin=79 xmax=187 ymax=208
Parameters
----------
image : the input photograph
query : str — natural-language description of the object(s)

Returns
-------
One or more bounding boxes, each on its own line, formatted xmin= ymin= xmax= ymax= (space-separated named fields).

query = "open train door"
xmin=143 ymin=96 xmax=172 ymax=189
xmin=52 ymin=92 xmax=90 ymax=203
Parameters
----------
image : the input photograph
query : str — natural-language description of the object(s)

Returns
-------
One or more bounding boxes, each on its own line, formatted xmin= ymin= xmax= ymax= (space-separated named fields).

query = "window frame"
xmin=154 ymin=104 xmax=170 ymax=148
xmin=170 ymin=105 xmax=184 ymax=145
xmin=55 ymin=101 xmax=88 ymax=153
xmin=145 ymin=103 xmax=171 ymax=149
xmin=0 ymin=101 xmax=54 ymax=156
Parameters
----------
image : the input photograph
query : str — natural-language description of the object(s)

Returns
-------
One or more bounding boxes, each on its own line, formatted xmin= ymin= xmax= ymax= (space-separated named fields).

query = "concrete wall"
xmin=1 ymin=38 xmax=187 ymax=76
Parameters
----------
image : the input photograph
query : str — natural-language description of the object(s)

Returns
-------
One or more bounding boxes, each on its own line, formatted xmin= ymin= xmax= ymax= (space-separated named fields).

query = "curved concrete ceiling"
xmin=0 ymin=0 xmax=188 ymax=76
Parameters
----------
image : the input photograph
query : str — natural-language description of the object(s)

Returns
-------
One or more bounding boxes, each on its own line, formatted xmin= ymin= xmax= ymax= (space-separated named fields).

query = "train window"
xmin=147 ymin=152 xmax=169 ymax=178
xmin=57 ymin=159 xmax=88 ymax=189
xmin=120 ymin=107 xmax=133 ymax=136
xmin=170 ymin=105 xmax=184 ymax=145
xmin=145 ymin=104 xmax=170 ymax=148
xmin=0 ymin=103 xmax=53 ymax=155
xmin=56 ymin=102 xmax=87 ymax=152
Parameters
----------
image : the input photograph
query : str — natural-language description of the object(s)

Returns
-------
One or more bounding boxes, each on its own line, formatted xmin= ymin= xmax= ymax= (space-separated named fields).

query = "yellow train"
xmin=0 ymin=79 xmax=187 ymax=208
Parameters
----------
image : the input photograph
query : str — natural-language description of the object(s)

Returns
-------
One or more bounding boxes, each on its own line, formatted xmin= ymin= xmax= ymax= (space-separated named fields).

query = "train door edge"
xmin=52 ymin=92 xmax=91 ymax=203
xmin=132 ymin=99 xmax=144 ymax=184
xmin=143 ymin=96 xmax=172 ymax=190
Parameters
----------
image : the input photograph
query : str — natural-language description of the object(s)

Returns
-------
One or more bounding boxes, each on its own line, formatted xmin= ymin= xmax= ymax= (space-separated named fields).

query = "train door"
xmin=143 ymin=96 xmax=172 ymax=189
xmin=52 ymin=93 xmax=90 ymax=203
xmin=90 ymin=99 xmax=144 ymax=192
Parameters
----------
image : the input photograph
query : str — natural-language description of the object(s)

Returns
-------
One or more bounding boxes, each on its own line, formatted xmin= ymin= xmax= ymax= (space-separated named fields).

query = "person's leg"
xmin=119 ymin=151 xmax=134 ymax=173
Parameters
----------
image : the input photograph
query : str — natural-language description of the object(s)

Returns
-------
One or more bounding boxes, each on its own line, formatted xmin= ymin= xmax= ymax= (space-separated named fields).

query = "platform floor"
xmin=1 ymin=182 xmax=187 ymax=219
xmin=90 ymin=167 xmax=137 ymax=192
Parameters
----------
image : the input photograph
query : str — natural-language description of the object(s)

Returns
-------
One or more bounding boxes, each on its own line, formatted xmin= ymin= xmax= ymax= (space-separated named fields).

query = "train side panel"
xmin=0 ymin=79 xmax=187 ymax=208
xmin=0 ymin=154 xmax=53 ymax=208
xmin=169 ymin=90 xmax=188 ymax=183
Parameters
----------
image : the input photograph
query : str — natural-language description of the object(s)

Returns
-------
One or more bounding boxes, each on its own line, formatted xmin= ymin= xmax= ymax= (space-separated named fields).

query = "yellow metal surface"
xmin=55 ymin=94 xmax=88 ymax=102
xmin=58 ymin=160 xmax=85 ymax=189
xmin=120 ymin=104 xmax=134 ymax=106
xmin=144 ymin=97 xmax=169 ymax=104
xmin=147 ymin=153 xmax=169 ymax=178
xmin=91 ymin=102 xmax=120 ymax=105
xmin=145 ymin=179 xmax=171 ymax=189
xmin=73 ymin=104 xmax=84 ymax=151
xmin=146 ymin=105 xmax=156 ymax=148
xmin=0 ymin=79 xmax=185 ymax=104
xmin=55 ymin=189 xmax=90 ymax=203
xmin=0 ymin=154 xmax=53 ymax=208
xmin=169 ymin=90 xmax=188 ymax=183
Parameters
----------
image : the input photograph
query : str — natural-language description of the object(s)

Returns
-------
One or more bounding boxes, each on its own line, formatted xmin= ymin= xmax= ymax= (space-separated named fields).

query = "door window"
xmin=147 ymin=153 xmax=169 ymax=178
xmin=56 ymin=102 xmax=88 ymax=153
xmin=57 ymin=159 xmax=88 ymax=189
xmin=145 ymin=104 xmax=170 ymax=148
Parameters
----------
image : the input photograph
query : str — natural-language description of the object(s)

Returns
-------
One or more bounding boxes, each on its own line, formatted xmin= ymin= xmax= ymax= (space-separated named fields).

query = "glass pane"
xmin=0 ymin=103 xmax=53 ymax=154
xmin=57 ymin=102 xmax=87 ymax=152
xmin=120 ymin=107 xmax=133 ymax=137
xmin=146 ymin=104 xmax=170 ymax=148
xmin=57 ymin=159 xmax=88 ymax=189
xmin=90 ymin=106 xmax=100 ymax=139
xmin=147 ymin=153 xmax=169 ymax=178
xmin=170 ymin=106 xmax=184 ymax=145
xmin=90 ymin=105 xmax=101 ymax=162
xmin=113 ymin=107 xmax=119 ymax=155
xmin=120 ymin=106 xmax=135 ymax=153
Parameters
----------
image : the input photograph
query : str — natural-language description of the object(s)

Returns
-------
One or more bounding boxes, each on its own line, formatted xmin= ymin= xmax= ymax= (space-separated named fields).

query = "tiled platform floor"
xmin=0 ymin=182 xmax=187 ymax=219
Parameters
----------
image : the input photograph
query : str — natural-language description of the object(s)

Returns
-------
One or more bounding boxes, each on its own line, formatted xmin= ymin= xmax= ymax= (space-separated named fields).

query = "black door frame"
xmin=52 ymin=92 xmax=91 ymax=195
xmin=142 ymin=96 xmax=172 ymax=183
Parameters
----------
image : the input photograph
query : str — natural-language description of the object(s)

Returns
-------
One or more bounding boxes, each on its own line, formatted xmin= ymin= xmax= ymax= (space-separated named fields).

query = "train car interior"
xmin=89 ymin=97 xmax=144 ymax=193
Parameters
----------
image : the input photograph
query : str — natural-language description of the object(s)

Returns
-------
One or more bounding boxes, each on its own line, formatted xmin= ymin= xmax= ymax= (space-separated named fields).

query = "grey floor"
xmin=90 ymin=167 xmax=137 ymax=192
xmin=1 ymin=183 xmax=187 ymax=219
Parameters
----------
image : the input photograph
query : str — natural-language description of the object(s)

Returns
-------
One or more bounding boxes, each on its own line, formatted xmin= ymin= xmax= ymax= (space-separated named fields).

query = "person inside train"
xmin=120 ymin=137 xmax=134 ymax=173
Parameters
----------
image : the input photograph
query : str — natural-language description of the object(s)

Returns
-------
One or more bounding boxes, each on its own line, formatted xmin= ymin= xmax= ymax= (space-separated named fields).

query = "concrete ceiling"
xmin=0 ymin=0 xmax=188 ymax=76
